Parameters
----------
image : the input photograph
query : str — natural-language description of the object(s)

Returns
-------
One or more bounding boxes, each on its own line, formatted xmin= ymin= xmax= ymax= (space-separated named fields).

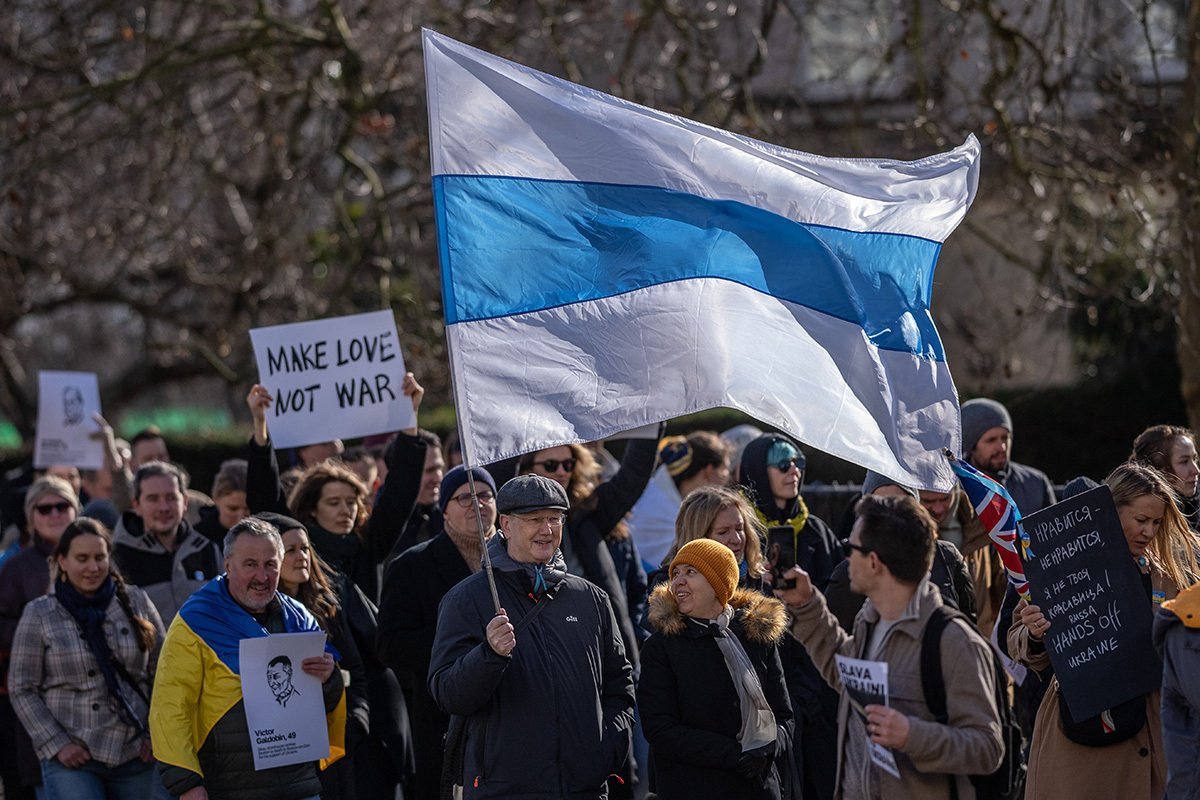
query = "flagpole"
xmin=463 ymin=459 xmax=502 ymax=614
xmin=442 ymin=323 xmax=502 ymax=616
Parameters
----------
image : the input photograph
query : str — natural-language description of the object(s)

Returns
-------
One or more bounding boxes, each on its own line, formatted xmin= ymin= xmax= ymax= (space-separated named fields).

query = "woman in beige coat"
xmin=1009 ymin=462 xmax=1199 ymax=800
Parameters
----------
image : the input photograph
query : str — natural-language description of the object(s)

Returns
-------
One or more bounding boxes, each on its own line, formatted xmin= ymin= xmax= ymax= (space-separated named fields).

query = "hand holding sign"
xmin=1017 ymin=599 xmax=1050 ymax=641
xmin=249 ymin=311 xmax=416 ymax=449
xmin=400 ymin=372 xmax=423 ymax=436
xmin=88 ymin=413 xmax=122 ymax=471
xmin=301 ymin=652 xmax=335 ymax=683
xmin=247 ymin=384 xmax=273 ymax=446
xmin=864 ymin=704 xmax=910 ymax=749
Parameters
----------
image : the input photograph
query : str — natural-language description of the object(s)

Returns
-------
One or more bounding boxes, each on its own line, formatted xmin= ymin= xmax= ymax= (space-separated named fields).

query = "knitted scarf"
xmin=753 ymin=494 xmax=810 ymax=534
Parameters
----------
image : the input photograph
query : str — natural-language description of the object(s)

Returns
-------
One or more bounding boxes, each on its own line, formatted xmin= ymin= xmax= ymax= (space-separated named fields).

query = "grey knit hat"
xmin=960 ymin=398 xmax=1013 ymax=455
xmin=496 ymin=474 xmax=569 ymax=515
xmin=861 ymin=470 xmax=918 ymax=499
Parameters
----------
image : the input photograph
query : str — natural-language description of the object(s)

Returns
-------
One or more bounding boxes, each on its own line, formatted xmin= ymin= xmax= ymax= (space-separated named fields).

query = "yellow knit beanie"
xmin=670 ymin=539 xmax=739 ymax=607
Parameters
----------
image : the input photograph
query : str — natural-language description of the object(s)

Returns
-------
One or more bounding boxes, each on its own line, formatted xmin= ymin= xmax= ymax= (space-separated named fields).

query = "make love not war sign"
xmin=249 ymin=311 xmax=416 ymax=448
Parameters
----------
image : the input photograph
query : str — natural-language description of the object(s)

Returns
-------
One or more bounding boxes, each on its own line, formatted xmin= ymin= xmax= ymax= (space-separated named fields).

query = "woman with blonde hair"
xmin=1010 ymin=461 xmax=1199 ymax=800
xmin=653 ymin=485 xmax=767 ymax=588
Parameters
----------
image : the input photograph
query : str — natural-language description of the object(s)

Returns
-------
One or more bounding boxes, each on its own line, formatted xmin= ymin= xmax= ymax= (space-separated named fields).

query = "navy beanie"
xmin=438 ymin=466 xmax=498 ymax=514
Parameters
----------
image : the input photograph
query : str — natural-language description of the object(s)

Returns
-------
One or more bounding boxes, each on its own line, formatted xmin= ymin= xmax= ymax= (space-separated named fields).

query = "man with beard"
xmin=378 ymin=465 xmax=498 ymax=800
xmin=960 ymin=398 xmax=1056 ymax=516
xmin=112 ymin=461 xmax=223 ymax=624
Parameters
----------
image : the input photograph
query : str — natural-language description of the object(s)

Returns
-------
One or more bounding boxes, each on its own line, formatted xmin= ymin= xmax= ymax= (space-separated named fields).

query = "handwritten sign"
xmin=835 ymin=655 xmax=900 ymax=779
xmin=240 ymin=631 xmax=330 ymax=770
xmin=1021 ymin=486 xmax=1158 ymax=720
xmin=34 ymin=371 xmax=105 ymax=470
xmin=249 ymin=311 xmax=416 ymax=448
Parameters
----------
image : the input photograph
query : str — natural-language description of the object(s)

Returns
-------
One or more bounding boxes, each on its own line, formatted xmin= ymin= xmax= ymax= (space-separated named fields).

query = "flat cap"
xmin=496 ymin=474 xmax=570 ymax=515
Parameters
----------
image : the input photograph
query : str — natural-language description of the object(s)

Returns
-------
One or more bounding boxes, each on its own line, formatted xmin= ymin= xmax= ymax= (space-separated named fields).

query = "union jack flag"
xmin=951 ymin=457 xmax=1034 ymax=601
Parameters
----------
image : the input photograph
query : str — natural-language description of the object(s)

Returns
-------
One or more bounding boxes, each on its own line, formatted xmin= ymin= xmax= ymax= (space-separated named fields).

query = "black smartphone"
xmin=766 ymin=526 xmax=796 ymax=590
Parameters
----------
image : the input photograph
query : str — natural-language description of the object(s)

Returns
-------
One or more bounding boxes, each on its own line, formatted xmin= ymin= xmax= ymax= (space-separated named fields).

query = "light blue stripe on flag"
xmin=435 ymin=175 xmax=944 ymax=358
xmin=424 ymin=29 xmax=978 ymax=489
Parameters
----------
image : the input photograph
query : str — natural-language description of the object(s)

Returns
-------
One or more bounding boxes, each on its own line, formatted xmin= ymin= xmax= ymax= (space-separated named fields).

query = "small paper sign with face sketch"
xmin=239 ymin=631 xmax=329 ymax=771
xmin=34 ymin=371 xmax=105 ymax=470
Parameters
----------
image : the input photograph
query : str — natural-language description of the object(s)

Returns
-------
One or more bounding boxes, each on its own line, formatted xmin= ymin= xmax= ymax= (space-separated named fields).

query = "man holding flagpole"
xmin=428 ymin=474 xmax=635 ymax=799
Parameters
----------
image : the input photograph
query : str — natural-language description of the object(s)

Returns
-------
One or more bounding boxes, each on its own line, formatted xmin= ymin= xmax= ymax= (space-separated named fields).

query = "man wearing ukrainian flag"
xmin=150 ymin=517 xmax=346 ymax=800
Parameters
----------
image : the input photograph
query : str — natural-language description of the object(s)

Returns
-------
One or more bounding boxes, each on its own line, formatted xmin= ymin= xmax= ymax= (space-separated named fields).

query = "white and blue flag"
xmin=424 ymin=29 xmax=977 ymax=491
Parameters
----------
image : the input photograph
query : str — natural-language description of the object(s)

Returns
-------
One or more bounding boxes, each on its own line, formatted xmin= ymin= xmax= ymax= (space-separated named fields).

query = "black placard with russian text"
xmin=1021 ymin=485 xmax=1158 ymax=720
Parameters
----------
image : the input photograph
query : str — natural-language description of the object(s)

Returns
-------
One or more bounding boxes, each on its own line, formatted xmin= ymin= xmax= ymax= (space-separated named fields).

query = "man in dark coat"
xmin=428 ymin=474 xmax=635 ymax=799
xmin=377 ymin=465 xmax=498 ymax=800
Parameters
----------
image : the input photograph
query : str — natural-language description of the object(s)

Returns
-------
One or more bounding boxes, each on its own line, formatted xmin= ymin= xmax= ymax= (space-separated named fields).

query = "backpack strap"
xmin=920 ymin=605 xmax=955 ymax=724
xmin=920 ymin=604 xmax=964 ymax=800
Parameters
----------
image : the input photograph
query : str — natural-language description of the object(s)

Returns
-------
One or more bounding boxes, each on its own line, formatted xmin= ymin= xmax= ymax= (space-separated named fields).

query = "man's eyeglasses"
xmin=512 ymin=513 xmax=566 ymax=529
xmin=533 ymin=458 xmax=576 ymax=474
xmin=450 ymin=491 xmax=495 ymax=508
xmin=33 ymin=501 xmax=73 ymax=516
xmin=770 ymin=458 xmax=803 ymax=473
xmin=841 ymin=538 xmax=871 ymax=556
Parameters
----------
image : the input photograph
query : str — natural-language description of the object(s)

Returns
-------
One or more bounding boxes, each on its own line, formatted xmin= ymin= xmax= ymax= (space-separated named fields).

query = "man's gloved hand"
xmin=735 ymin=742 xmax=775 ymax=780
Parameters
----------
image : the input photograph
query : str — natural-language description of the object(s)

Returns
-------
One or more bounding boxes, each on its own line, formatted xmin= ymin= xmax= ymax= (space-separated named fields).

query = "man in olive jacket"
xmin=776 ymin=494 xmax=1003 ymax=800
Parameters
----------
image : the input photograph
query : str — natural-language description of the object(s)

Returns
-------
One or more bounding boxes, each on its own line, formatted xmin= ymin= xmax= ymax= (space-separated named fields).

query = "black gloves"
xmin=735 ymin=742 xmax=775 ymax=781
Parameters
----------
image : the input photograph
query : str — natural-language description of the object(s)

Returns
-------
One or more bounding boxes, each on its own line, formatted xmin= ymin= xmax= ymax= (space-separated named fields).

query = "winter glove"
xmin=735 ymin=742 xmax=775 ymax=781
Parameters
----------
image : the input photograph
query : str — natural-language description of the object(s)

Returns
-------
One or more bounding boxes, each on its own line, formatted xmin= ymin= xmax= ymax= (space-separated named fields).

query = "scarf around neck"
xmin=307 ymin=523 xmax=360 ymax=575
xmin=55 ymin=576 xmax=148 ymax=737
xmin=701 ymin=606 xmax=777 ymax=751
xmin=753 ymin=494 xmax=809 ymax=534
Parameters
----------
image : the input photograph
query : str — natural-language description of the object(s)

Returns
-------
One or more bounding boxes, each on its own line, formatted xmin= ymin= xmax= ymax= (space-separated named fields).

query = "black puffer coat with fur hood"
xmin=639 ymin=585 xmax=794 ymax=800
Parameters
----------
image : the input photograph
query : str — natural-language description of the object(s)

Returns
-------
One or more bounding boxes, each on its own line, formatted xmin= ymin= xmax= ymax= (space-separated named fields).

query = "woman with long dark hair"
xmin=1131 ymin=424 xmax=1200 ymax=530
xmin=0 ymin=477 xmax=81 ymax=800
xmin=261 ymin=512 xmax=370 ymax=800
xmin=8 ymin=518 xmax=164 ymax=800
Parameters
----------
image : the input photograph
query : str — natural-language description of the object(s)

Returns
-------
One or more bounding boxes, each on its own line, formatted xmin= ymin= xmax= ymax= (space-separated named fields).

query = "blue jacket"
xmin=1154 ymin=589 xmax=1200 ymax=800
xmin=428 ymin=535 xmax=635 ymax=799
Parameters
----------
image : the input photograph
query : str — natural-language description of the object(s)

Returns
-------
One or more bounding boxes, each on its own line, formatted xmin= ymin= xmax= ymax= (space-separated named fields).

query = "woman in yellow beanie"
xmin=639 ymin=538 xmax=792 ymax=800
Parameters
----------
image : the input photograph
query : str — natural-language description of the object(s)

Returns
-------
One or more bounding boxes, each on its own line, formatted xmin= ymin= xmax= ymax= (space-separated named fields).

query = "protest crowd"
xmin=0 ymin=371 xmax=1198 ymax=800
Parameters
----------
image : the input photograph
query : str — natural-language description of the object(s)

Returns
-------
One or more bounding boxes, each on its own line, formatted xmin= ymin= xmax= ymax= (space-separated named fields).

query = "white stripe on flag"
xmin=424 ymin=29 xmax=977 ymax=491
